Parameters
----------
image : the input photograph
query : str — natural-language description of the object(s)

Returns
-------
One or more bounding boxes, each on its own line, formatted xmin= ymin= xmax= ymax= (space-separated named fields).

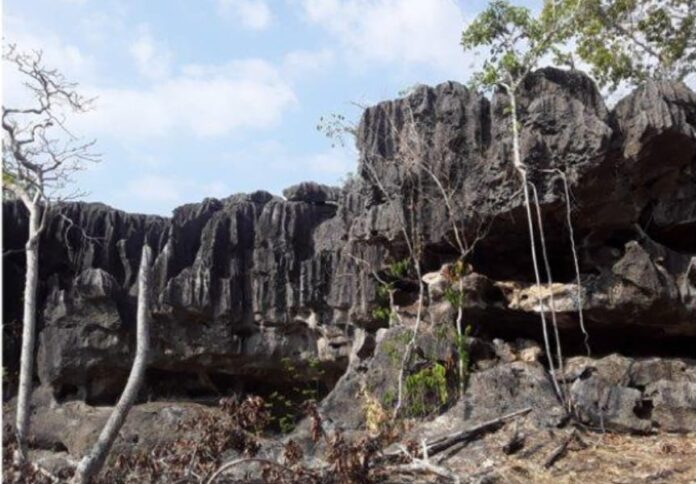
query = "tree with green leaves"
xmin=570 ymin=0 xmax=695 ymax=91
xmin=461 ymin=0 xmax=588 ymax=405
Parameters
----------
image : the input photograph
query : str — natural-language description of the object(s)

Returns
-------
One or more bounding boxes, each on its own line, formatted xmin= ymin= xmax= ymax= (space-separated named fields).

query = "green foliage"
xmin=376 ymin=283 xmax=392 ymax=300
xmin=405 ymin=363 xmax=449 ymax=417
xmin=434 ymin=322 xmax=451 ymax=342
xmin=462 ymin=0 xmax=570 ymax=91
xmin=450 ymin=259 xmax=469 ymax=280
xmin=382 ymin=388 xmax=396 ymax=407
xmin=371 ymin=306 xmax=392 ymax=325
xmin=370 ymin=259 xmax=411 ymax=325
xmin=567 ymin=0 xmax=695 ymax=89
xmin=266 ymin=357 xmax=325 ymax=434
xmin=464 ymin=0 xmax=696 ymax=93
xmin=387 ymin=258 xmax=410 ymax=279
xmin=3 ymin=171 xmax=16 ymax=187
xmin=444 ymin=286 xmax=464 ymax=308
xmin=372 ymin=281 xmax=394 ymax=325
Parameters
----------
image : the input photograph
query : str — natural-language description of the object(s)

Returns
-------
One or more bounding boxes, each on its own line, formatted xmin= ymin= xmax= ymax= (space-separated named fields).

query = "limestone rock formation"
xmin=3 ymin=69 xmax=695 ymax=435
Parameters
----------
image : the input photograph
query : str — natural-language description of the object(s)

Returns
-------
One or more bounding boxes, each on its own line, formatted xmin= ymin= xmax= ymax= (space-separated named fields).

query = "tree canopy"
xmin=570 ymin=0 xmax=695 ymax=90
xmin=462 ymin=0 xmax=696 ymax=94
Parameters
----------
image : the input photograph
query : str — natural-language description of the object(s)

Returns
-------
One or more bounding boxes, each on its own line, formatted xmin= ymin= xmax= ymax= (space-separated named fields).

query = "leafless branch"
xmin=205 ymin=458 xmax=296 ymax=484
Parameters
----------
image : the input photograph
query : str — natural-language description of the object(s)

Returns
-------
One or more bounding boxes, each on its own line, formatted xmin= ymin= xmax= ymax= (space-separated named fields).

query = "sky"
xmin=4 ymin=0 xmax=544 ymax=215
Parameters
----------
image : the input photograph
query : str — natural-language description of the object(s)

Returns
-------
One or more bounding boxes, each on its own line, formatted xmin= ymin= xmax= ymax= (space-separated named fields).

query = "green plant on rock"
xmin=372 ymin=281 xmax=395 ymax=326
xmin=443 ymin=268 xmax=472 ymax=396
xmin=434 ymin=322 xmax=451 ymax=342
xmin=370 ymin=259 xmax=410 ymax=327
xmin=387 ymin=258 xmax=410 ymax=279
xmin=371 ymin=305 xmax=392 ymax=326
xmin=382 ymin=388 xmax=396 ymax=408
xmin=266 ymin=357 xmax=326 ymax=434
xmin=443 ymin=286 xmax=464 ymax=308
xmin=405 ymin=362 xmax=449 ymax=417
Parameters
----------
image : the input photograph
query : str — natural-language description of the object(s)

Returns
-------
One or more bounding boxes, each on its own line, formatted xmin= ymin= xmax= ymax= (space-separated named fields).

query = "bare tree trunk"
xmin=15 ymin=203 xmax=40 ymax=463
xmin=455 ymin=279 xmax=465 ymax=397
xmin=73 ymin=245 xmax=153 ymax=484
xmin=508 ymin=89 xmax=564 ymax=403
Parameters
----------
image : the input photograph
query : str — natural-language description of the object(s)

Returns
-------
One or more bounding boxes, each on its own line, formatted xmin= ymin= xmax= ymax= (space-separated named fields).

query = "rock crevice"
xmin=3 ymin=68 xmax=695 ymax=407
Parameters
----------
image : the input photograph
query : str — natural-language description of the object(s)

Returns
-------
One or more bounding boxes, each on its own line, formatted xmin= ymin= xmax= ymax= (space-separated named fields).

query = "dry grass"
xmin=495 ymin=431 xmax=696 ymax=484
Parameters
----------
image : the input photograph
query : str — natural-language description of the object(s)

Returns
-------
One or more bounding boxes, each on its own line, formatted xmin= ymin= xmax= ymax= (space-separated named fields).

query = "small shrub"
xmin=405 ymin=363 xmax=449 ymax=417
xmin=371 ymin=306 xmax=392 ymax=325
xmin=266 ymin=357 xmax=327 ymax=434
xmin=387 ymin=258 xmax=410 ymax=279
xmin=382 ymin=388 xmax=396 ymax=408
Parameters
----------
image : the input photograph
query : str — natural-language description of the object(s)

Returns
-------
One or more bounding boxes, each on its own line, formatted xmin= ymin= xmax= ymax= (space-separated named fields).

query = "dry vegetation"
xmin=6 ymin=393 xmax=693 ymax=483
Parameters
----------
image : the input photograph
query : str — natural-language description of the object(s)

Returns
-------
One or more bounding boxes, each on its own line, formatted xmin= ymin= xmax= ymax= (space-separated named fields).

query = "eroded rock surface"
xmin=3 ymin=69 xmax=695 ymax=421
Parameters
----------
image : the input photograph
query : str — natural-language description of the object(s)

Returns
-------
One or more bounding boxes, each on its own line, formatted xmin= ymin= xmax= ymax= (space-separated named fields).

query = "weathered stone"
xmin=2 ymin=69 xmax=695 ymax=418
xmin=564 ymin=354 xmax=696 ymax=433
xmin=461 ymin=362 xmax=565 ymax=428
xmin=570 ymin=376 xmax=652 ymax=433
xmin=283 ymin=182 xmax=341 ymax=204
xmin=644 ymin=380 xmax=696 ymax=432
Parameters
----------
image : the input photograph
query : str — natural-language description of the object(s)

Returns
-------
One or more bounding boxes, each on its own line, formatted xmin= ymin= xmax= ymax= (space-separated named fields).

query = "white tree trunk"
xmin=508 ymin=89 xmax=564 ymax=403
xmin=15 ymin=202 xmax=41 ymax=463
xmin=73 ymin=245 xmax=153 ymax=484
xmin=455 ymin=279 xmax=465 ymax=397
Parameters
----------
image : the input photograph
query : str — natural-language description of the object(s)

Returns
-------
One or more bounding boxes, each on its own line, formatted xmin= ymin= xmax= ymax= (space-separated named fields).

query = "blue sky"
xmin=4 ymin=0 xmax=535 ymax=215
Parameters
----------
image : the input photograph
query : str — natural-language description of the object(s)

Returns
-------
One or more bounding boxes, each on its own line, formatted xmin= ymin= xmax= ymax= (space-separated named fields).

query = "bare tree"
xmin=320 ymin=96 xmax=488 ymax=416
xmin=2 ymin=44 xmax=100 ymax=462
xmin=73 ymin=245 xmax=153 ymax=484
xmin=397 ymin=104 xmax=490 ymax=396
xmin=360 ymin=158 xmax=427 ymax=419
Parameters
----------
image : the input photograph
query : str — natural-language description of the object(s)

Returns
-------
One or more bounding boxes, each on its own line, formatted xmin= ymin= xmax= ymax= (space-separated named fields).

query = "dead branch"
xmin=426 ymin=407 xmax=532 ymax=457
xmin=543 ymin=428 xmax=577 ymax=468
xmin=502 ymin=426 xmax=525 ymax=455
xmin=387 ymin=444 xmax=461 ymax=483
xmin=205 ymin=457 xmax=296 ymax=484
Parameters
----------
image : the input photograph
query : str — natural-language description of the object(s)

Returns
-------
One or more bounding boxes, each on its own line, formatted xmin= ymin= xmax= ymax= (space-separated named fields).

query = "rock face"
xmin=3 ymin=68 xmax=696 ymax=420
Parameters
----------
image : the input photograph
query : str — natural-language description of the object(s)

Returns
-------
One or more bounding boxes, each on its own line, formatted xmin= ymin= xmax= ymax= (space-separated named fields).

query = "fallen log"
xmin=426 ymin=407 xmax=533 ymax=457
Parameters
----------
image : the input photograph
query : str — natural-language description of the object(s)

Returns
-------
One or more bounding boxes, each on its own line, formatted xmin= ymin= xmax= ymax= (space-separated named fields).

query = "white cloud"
xmin=282 ymin=48 xmax=335 ymax=80
xmin=129 ymin=24 xmax=172 ymax=80
xmin=5 ymin=14 xmax=296 ymax=141
xmin=217 ymin=0 xmax=272 ymax=30
xmin=304 ymin=149 xmax=355 ymax=175
xmin=222 ymin=140 xmax=356 ymax=182
xmin=299 ymin=0 xmax=470 ymax=77
xmin=4 ymin=15 xmax=96 ymax=85
xmin=74 ymin=59 xmax=297 ymax=139
xmin=126 ymin=175 xmax=229 ymax=204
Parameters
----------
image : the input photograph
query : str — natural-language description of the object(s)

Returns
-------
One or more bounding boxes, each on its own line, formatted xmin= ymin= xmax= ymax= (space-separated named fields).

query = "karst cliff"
xmin=3 ymin=69 xmax=696 ymax=468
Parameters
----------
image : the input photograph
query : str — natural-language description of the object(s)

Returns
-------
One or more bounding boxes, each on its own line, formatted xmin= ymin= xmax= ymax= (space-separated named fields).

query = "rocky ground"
xmin=3 ymin=67 xmax=696 ymax=482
